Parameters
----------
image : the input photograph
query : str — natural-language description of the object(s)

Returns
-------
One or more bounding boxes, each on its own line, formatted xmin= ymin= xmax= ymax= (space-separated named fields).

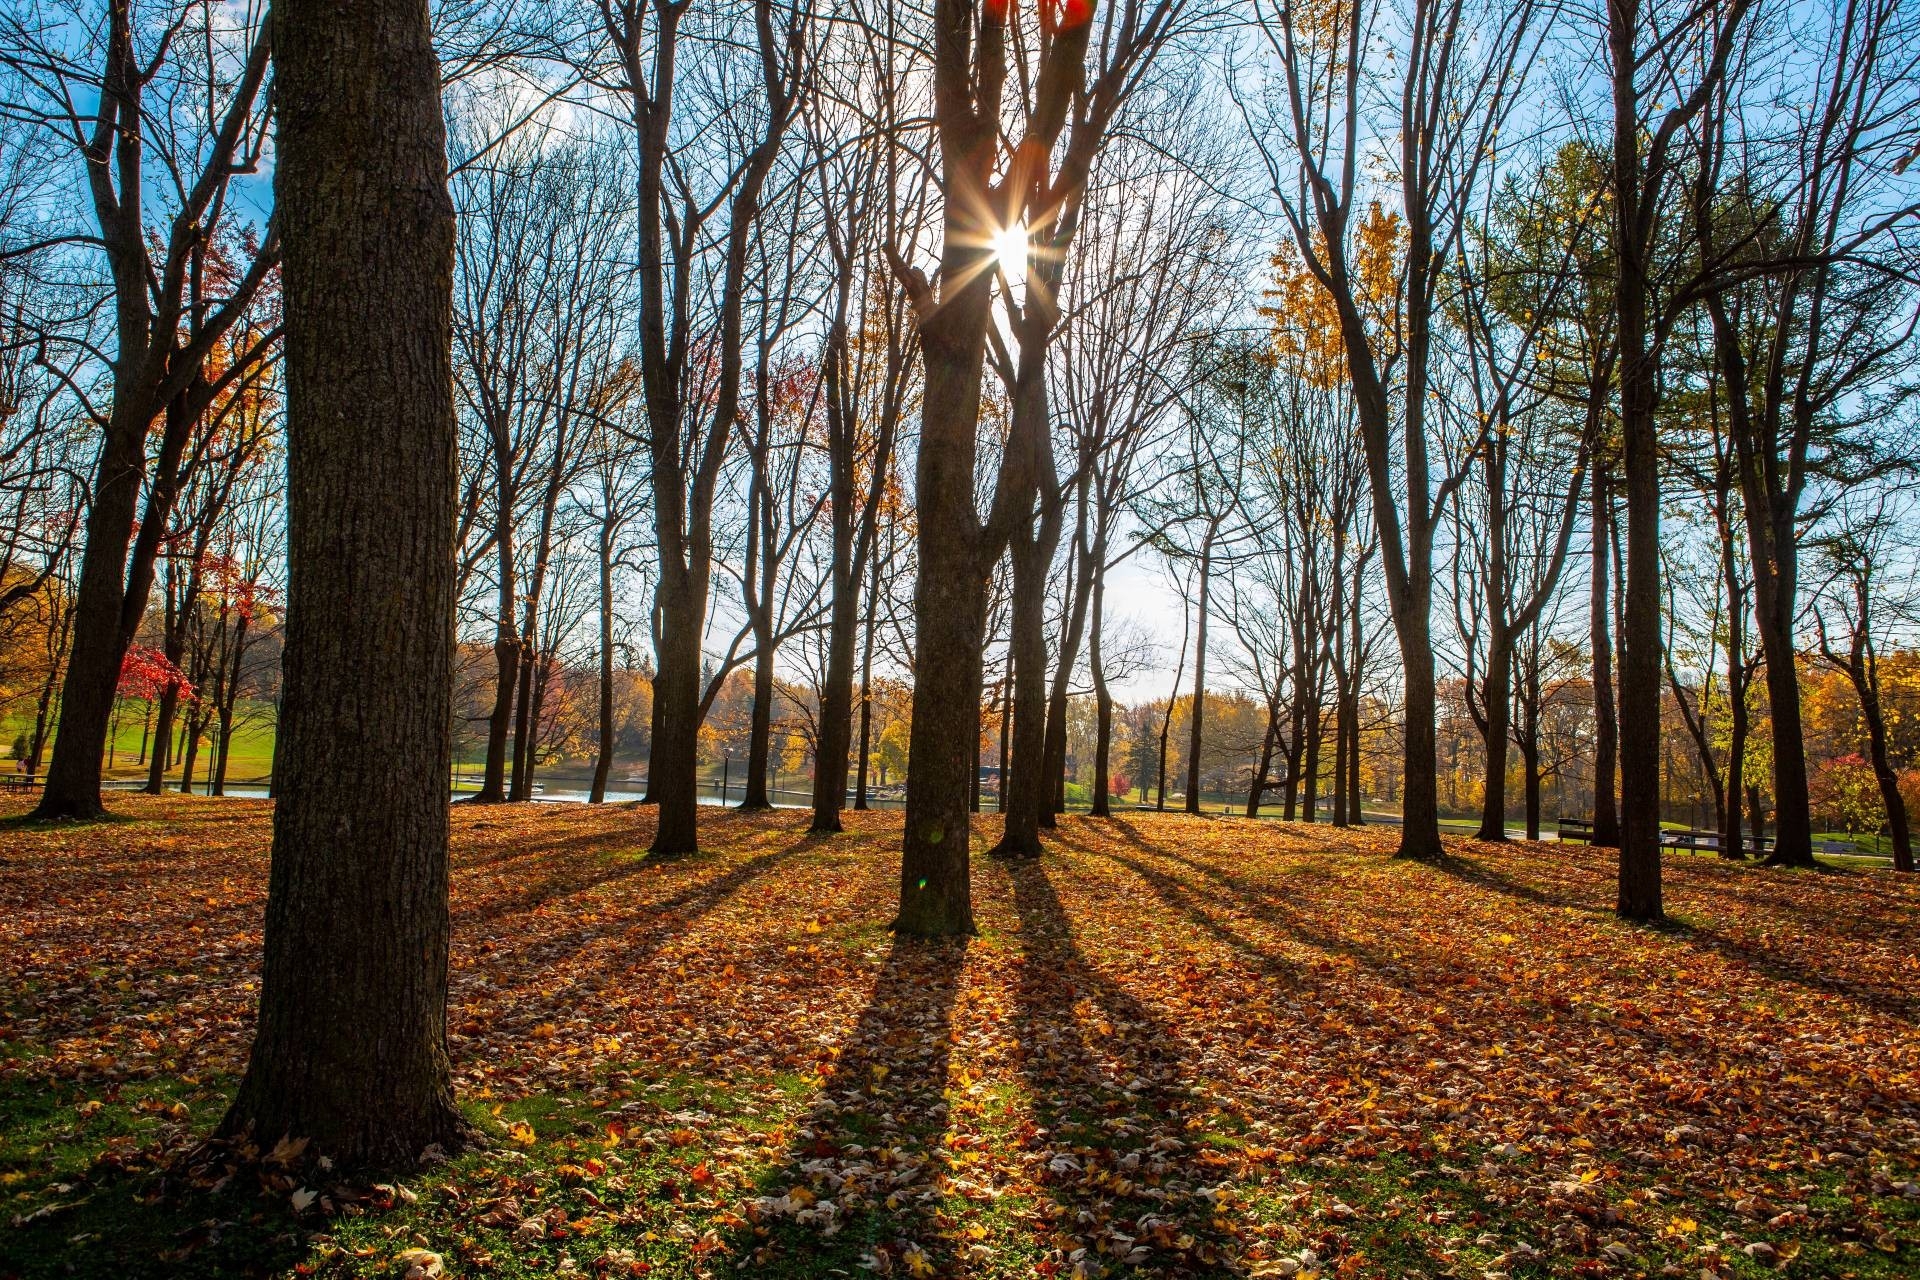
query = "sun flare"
xmin=989 ymin=222 xmax=1029 ymax=283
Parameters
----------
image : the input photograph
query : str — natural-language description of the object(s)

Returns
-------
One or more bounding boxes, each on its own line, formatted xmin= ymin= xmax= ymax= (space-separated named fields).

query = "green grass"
xmin=3 ymin=700 xmax=278 ymax=787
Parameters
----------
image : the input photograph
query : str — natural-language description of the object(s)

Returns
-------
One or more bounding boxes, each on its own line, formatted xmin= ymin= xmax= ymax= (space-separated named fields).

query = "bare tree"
xmin=1813 ymin=488 xmax=1918 ymax=872
xmin=891 ymin=0 xmax=1190 ymax=927
xmin=599 ymin=0 xmax=802 ymax=854
xmin=1247 ymin=0 xmax=1547 ymax=858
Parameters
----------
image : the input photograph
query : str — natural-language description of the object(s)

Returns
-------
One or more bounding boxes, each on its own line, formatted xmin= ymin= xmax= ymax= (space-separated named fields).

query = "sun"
xmin=989 ymin=223 xmax=1028 ymax=285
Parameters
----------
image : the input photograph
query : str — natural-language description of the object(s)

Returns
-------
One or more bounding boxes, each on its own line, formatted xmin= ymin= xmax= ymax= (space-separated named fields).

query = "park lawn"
xmin=3 ymin=702 xmax=279 ymax=786
xmin=1 ymin=801 xmax=1918 ymax=1280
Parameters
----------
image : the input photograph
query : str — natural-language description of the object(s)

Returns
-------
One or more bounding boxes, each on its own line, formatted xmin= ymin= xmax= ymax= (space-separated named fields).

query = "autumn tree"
xmin=599 ymin=0 xmax=801 ymax=854
xmin=220 ymin=0 xmax=469 ymax=1163
xmin=1604 ymin=0 xmax=1751 ymax=917
xmin=893 ymin=0 xmax=1190 ymax=926
xmin=1813 ymin=490 xmax=1918 ymax=872
xmin=1249 ymin=0 xmax=1547 ymax=858
xmin=1686 ymin=0 xmax=1920 ymax=868
xmin=3 ymin=0 xmax=280 ymax=820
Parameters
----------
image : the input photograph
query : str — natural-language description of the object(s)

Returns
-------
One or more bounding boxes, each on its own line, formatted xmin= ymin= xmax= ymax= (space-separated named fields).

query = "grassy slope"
xmin=1 ymin=798 xmax=1917 ymax=1279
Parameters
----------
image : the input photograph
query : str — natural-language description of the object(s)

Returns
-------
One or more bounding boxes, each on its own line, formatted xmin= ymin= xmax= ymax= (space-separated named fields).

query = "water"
xmin=102 ymin=778 xmax=905 ymax=809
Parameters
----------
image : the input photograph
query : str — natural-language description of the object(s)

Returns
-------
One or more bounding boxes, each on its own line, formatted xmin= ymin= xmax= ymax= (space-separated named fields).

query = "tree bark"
xmin=1610 ymin=0 xmax=1664 ymax=920
xmin=1041 ymin=475 xmax=1094 ymax=822
xmin=1589 ymin=459 xmax=1620 ymax=847
xmin=220 ymin=0 xmax=469 ymax=1166
xmin=1088 ymin=550 xmax=1112 ymax=818
xmin=896 ymin=267 xmax=994 ymax=934
xmin=853 ymin=548 xmax=880 ymax=811
xmin=590 ymin=515 xmax=617 ymax=805
xmin=1183 ymin=528 xmax=1214 ymax=816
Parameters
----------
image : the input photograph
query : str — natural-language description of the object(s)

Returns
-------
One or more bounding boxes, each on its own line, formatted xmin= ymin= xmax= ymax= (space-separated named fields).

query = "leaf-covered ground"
xmin=2 ymin=797 xmax=1918 ymax=1280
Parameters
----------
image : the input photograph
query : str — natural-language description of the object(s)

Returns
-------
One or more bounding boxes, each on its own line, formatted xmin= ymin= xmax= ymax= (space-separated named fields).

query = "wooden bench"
xmin=1660 ymin=828 xmax=1775 ymax=855
xmin=1 ymin=773 xmax=42 ymax=794
xmin=1555 ymin=817 xmax=1593 ymax=843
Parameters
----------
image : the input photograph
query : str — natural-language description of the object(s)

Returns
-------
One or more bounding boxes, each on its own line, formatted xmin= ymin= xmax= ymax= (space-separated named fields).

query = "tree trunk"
xmin=590 ymin=519 xmax=617 ymax=805
xmin=1860 ymin=685 xmax=1914 ymax=872
xmin=1247 ymin=714 xmax=1278 ymax=818
xmin=741 ymin=622 xmax=776 ymax=810
xmin=648 ymin=566 xmax=706 ymax=853
xmin=992 ymin=524 xmax=1052 ymax=857
xmin=1089 ymin=556 xmax=1112 ymax=819
xmin=32 ymin=401 xmax=154 ymax=818
xmin=1522 ymin=735 xmax=1542 ymax=840
xmin=1041 ymin=481 xmax=1093 ymax=821
xmin=1610 ymin=1 xmax=1663 ymax=919
xmin=1183 ymin=529 xmax=1214 ymax=816
xmin=1347 ymin=585 xmax=1365 ymax=825
xmin=896 ymin=264 xmax=995 ymax=934
xmin=810 ymin=504 xmax=858 ymax=831
xmin=1753 ymin=579 xmax=1815 ymax=867
xmin=178 ymin=715 xmax=201 ymax=794
xmin=473 ymin=450 xmax=516 ymax=805
xmin=853 ymin=548 xmax=879 ymax=811
xmin=1476 ymin=621 xmax=1513 ymax=842
xmin=1396 ymin=605 xmax=1444 ymax=859
xmin=146 ymin=683 xmax=180 ymax=795
xmin=220 ymin=0 xmax=470 ymax=1165
xmin=1589 ymin=438 xmax=1621 ymax=849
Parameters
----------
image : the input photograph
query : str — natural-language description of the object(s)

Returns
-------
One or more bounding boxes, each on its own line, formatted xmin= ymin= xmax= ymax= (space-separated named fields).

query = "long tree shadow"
xmin=447 ymin=829 xmax=816 ymax=1067
xmin=1006 ymin=858 xmax=1244 ymax=1275
xmin=1430 ymin=845 xmax=1920 ymax=1026
xmin=1065 ymin=822 xmax=1771 ymax=1114
xmin=731 ymin=933 xmax=970 ymax=1276
xmin=1661 ymin=917 xmax=1920 ymax=1027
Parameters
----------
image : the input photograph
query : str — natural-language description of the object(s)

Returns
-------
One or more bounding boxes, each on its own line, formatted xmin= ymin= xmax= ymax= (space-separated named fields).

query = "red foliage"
xmin=118 ymin=643 xmax=193 ymax=703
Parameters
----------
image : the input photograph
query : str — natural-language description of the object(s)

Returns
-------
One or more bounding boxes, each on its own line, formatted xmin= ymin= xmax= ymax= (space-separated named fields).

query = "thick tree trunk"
xmin=1753 ymin=577 xmax=1814 ymax=867
xmin=648 ymin=566 xmax=706 ymax=854
xmin=992 ymin=526 xmax=1051 ymax=857
xmin=896 ymin=526 xmax=986 ymax=933
xmin=1395 ymin=602 xmax=1445 ymax=859
xmin=896 ymin=276 xmax=993 ymax=934
xmin=33 ymin=403 xmax=153 ymax=818
xmin=1610 ymin=3 xmax=1663 ymax=919
xmin=220 ymin=0 xmax=470 ymax=1165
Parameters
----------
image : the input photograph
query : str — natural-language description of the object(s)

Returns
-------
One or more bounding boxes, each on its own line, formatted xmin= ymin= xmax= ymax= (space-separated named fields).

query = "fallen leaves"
xmin=1 ymin=797 xmax=1918 ymax=1277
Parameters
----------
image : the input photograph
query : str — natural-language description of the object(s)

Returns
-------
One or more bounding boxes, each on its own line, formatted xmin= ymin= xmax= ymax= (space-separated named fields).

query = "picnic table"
xmin=2 ymin=772 xmax=41 ymax=794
